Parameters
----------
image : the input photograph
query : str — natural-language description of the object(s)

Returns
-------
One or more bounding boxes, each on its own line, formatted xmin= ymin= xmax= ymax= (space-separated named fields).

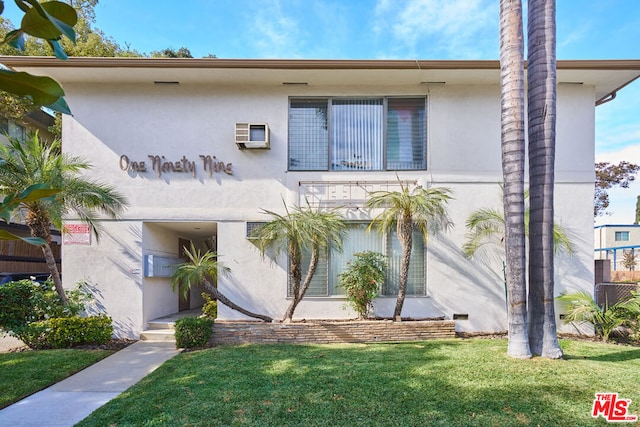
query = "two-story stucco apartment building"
xmin=595 ymin=224 xmax=640 ymax=271
xmin=5 ymin=57 xmax=640 ymax=338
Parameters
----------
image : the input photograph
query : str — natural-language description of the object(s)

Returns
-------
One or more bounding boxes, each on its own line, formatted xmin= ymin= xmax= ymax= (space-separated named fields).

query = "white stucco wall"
xmin=60 ymin=79 xmax=596 ymax=337
xmin=63 ymin=220 xmax=144 ymax=338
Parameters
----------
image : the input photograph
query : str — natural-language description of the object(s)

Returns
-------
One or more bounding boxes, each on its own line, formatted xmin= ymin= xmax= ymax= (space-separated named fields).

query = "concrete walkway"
xmin=0 ymin=341 xmax=181 ymax=426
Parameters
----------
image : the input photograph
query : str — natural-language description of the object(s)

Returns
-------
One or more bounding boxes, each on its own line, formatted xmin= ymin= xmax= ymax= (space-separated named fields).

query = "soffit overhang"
xmin=3 ymin=57 xmax=640 ymax=104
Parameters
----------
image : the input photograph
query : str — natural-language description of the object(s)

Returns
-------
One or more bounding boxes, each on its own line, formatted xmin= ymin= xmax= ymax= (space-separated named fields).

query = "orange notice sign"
xmin=63 ymin=223 xmax=91 ymax=245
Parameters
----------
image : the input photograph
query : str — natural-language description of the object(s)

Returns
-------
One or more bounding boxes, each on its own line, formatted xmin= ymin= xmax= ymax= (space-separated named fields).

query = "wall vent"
xmin=235 ymin=123 xmax=270 ymax=149
xmin=246 ymin=222 xmax=266 ymax=239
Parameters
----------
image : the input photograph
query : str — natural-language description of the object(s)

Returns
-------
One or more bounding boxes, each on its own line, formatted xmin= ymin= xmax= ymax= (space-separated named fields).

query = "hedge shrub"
xmin=0 ymin=280 xmax=35 ymax=330
xmin=175 ymin=316 xmax=213 ymax=349
xmin=201 ymin=292 xmax=217 ymax=319
xmin=17 ymin=315 xmax=113 ymax=349
xmin=0 ymin=279 xmax=88 ymax=332
xmin=339 ymin=251 xmax=387 ymax=319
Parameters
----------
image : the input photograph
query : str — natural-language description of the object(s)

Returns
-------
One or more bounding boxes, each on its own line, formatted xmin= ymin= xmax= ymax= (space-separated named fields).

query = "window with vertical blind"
xmin=290 ymin=223 xmax=426 ymax=297
xmin=288 ymin=97 xmax=426 ymax=171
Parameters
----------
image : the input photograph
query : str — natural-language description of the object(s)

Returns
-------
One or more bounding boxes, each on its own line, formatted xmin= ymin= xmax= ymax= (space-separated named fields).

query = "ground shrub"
xmin=0 ymin=279 xmax=89 ymax=333
xmin=201 ymin=292 xmax=217 ymax=318
xmin=0 ymin=280 xmax=35 ymax=330
xmin=18 ymin=315 xmax=113 ymax=349
xmin=339 ymin=251 xmax=387 ymax=318
xmin=175 ymin=316 xmax=213 ymax=349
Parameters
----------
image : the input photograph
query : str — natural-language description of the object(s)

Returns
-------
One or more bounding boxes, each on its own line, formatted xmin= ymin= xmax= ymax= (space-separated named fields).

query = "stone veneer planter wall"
xmin=210 ymin=320 xmax=456 ymax=345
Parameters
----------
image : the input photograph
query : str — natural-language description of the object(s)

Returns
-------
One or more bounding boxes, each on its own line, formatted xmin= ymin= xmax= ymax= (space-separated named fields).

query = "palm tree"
xmin=251 ymin=203 xmax=345 ymax=323
xmin=171 ymin=243 xmax=272 ymax=322
xmin=557 ymin=291 xmax=640 ymax=342
xmin=0 ymin=183 xmax=58 ymax=244
xmin=463 ymin=190 xmax=574 ymax=259
xmin=0 ymin=133 xmax=127 ymax=304
xmin=366 ymin=183 xmax=452 ymax=320
xmin=499 ymin=0 xmax=531 ymax=358
xmin=527 ymin=0 xmax=562 ymax=359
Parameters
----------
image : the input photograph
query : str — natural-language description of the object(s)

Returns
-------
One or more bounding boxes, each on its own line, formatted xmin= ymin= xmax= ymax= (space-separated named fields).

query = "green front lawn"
xmin=78 ymin=339 xmax=640 ymax=426
xmin=0 ymin=349 xmax=112 ymax=408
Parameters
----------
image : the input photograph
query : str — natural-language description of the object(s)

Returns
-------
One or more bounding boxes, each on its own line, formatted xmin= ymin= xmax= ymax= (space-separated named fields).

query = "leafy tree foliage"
xmin=0 ymin=0 xmax=141 ymax=127
xmin=151 ymin=46 xmax=193 ymax=58
xmin=0 ymin=133 xmax=128 ymax=304
xmin=595 ymin=161 xmax=640 ymax=217
xmin=338 ymin=251 xmax=387 ymax=319
xmin=622 ymin=250 xmax=637 ymax=271
xmin=0 ymin=0 xmax=139 ymax=58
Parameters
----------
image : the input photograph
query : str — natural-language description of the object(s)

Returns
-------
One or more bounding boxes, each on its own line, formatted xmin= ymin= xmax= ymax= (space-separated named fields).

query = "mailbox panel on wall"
xmin=143 ymin=254 xmax=180 ymax=277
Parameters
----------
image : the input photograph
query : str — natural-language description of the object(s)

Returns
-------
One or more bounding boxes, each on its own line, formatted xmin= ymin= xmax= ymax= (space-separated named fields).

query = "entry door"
xmin=178 ymin=238 xmax=191 ymax=311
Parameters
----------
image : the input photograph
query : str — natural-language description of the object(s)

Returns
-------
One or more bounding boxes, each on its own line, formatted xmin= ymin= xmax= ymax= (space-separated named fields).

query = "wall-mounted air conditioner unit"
xmin=235 ymin=123 xmax=270 ymax=149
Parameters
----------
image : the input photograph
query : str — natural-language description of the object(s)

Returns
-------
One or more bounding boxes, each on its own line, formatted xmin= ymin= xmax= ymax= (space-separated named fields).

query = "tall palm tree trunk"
xmin=202 ymin=278 xmax=272 ymax=322
xmin=41 ymin=242 xmax=67 ymax=305
xmin=26 ymin=205 xmax=68 ymax=305
xmin=500 ymin=0 xmax=531 ymax=358
xmin=394 ymin=216 xmax=413 ymax=319
xmin=283 ymin=246 xmax=319 ymax=322
xmin=527 ymin=0 xmax=562 ymax=359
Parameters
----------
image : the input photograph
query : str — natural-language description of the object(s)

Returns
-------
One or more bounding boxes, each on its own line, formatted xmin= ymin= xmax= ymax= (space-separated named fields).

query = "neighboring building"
xmin=0 ymin=109 xmax=60 ymax=276
xmin=0 ymin=110 xmax=55 ymax=144
xmin=594 ymin=224 xmax=640 ymax=271
xmin=5 ymin=57 xmax=640 ymax=339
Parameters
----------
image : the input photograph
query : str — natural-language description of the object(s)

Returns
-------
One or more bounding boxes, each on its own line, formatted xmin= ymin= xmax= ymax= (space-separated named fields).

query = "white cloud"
xmin=596 ymin=144 xmax=640 ymax=165
xmin=557 ymin=25 xmax=589 ymax=50
xmin=249 ymin=0 xmax=303 ymax=58
xmin=374 ymin=0 xmax=496 ymax=59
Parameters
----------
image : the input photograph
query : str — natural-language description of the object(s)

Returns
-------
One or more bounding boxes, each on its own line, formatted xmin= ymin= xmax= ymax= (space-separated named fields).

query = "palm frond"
xmin=462 ymin=208 xmax=505 ymax=258
xmin=171 ymin=243 xmax=230 ymax=298
xmin=366 ymin=185 xmax=453 ymax=239
xmin=0 ymin=132 xmax=129 ymax=242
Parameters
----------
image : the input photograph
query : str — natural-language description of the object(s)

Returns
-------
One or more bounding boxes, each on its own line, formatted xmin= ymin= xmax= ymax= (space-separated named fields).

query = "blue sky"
xmin=5 ymin=0 xmax=640 ymax=223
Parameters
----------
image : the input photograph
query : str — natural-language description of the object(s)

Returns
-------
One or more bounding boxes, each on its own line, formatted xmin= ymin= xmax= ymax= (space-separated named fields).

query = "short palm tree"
xmin=463 ymin=204 xmax=574 ymax=259
xmin=557 ymin=291 xmax=640 ymax=342
xmin=463 ymin=192 xmax=574 ymax=321
xmin=171 ymin=243 xmax=272 ymax=322
xmin=251 ymin=203 xmax=346 ymax=323
xmin=0 ymin=133 xmax=128 ymax=304
xmin=0 ymin=183 xmax=58 ymax=244
xmin=366 ymin=183 xmax=453 ymax=319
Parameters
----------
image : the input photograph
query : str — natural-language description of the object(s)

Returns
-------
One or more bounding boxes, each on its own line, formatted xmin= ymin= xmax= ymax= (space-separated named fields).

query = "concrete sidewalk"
xmin=0 ymin=341 xmax=181 ymax=426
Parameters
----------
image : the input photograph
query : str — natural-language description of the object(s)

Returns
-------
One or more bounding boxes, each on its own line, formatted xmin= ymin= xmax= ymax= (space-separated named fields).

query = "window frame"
xmin=289 ymin=222 xmax=427 ymax=298
xmin=288 ymin=96 xmax=428 ymax=172
xmin=615 ymin=231 xmax=630 ymax=242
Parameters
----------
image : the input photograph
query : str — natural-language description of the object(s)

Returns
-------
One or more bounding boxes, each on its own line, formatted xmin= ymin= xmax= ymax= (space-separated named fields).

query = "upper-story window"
xmin=288 ymin=97 xmax=426 ymax=171
xmin=615 ymin=231 xmax=630 ymax=242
